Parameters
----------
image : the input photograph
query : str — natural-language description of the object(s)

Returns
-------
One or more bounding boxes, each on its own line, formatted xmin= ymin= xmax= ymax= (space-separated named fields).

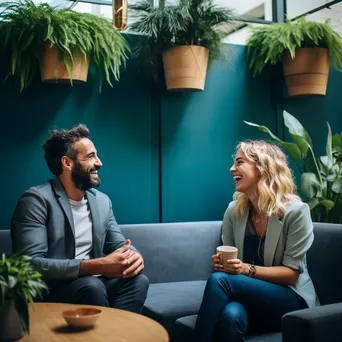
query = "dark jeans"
xmin=43 ymin=274 xmax=149 ymax=314
xmin=194 ymin=272 xmax=307 ymax=342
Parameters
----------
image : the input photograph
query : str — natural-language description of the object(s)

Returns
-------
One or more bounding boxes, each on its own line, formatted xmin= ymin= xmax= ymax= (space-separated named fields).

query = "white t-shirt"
xmin=69 ymin=197 xmax=93 ymax=260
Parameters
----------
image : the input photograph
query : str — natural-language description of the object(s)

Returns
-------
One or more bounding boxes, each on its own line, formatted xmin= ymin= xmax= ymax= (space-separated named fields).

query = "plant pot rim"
xmin=163 ymin=45 xmax=209 ymax=53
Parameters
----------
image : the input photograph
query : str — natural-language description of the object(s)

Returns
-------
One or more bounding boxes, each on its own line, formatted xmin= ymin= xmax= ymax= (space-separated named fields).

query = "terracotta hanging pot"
xmin=282 ymin=47 xmax=330 ymax=97
xmin=162 ymin=45 xmax=209 ymax=92
xmin=40 ymin=44 xmax=89 ymax=84
xmin=0 ymin=300 xmax=24 ymax=342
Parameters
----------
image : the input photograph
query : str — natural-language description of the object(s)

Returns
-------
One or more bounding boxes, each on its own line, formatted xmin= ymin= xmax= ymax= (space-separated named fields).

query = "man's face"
xmin=71 ymin=138 xmax=103 ymax=191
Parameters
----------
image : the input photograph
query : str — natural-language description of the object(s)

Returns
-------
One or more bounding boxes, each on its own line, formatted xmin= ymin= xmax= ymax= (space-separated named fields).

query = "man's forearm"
xmin=79 ymin=257 xmax=109 ymax=276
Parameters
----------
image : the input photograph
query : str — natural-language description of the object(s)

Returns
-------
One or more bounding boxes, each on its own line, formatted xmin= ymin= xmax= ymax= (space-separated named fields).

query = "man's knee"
xmin=76 ymin=276 xmax=108 ymax=305
xmin=132 ymin=273 xmax=149 ymax=296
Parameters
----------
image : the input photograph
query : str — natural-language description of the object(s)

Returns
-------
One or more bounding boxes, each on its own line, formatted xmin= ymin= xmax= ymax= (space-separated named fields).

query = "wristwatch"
xmin=248 ymin=264 xmax=256 ymax=277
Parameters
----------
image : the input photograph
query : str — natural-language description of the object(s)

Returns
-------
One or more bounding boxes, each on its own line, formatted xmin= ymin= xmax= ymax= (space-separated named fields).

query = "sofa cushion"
xmin=0 ymin=230 xmax=12 ymax=256
xmin=143 ymin=281 xmax=206 ymax=332
xmin=172 ymin=315 xmax=281 ymax=342
xmin=121 ymin=221 xmax=222 ymax=283
xmin=307 ymin=223 xmax=342 ymax=305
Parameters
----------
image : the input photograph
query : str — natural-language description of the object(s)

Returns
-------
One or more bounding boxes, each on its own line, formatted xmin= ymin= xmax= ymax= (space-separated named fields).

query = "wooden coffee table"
xmin=21 ymin=303 xmax=169 ymax=342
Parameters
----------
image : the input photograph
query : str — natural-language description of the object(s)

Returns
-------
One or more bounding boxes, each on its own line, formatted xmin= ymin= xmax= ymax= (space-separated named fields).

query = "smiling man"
xmin=11 ymin=124 xmax=149 ymax=313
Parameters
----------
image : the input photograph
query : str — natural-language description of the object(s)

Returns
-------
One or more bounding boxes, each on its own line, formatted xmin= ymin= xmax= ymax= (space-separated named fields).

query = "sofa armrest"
xmin=282 ymin=302 xmax=342 ymax=342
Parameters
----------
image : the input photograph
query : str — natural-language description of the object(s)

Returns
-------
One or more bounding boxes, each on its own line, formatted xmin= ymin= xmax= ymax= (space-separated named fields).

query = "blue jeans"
xmin=194 ymin=272 xmax=307 ymax=342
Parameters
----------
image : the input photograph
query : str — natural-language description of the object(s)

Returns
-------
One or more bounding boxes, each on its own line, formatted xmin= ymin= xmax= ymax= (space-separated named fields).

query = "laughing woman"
xmin=194 ymin=140 xmax=319 ymax=341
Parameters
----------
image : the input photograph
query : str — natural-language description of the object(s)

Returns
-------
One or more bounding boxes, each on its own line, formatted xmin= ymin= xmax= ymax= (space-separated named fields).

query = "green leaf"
xmin=319 ymin=155 xmax=333 ymax=176
xmin=332 ymin=133 xmax=341 ymax=149
xmin=319 ymin=199 xmax=335 ymax=209
xmin=332 ymin=178 xmax=342 ymax=193
xmin=8 ymin=276 xmax=17 ymax=289
xmin=326 ymin=122 xmax=333 ymax=161
xmin=244 ymin=120 xmax=302 ymax=163
xmin=283 ymin=111 xmax=312 ymax=154
xmin=306 ymin=198 xmax=319 ymax=210
xmin=301 ymin=172 xmax=322 ymax=198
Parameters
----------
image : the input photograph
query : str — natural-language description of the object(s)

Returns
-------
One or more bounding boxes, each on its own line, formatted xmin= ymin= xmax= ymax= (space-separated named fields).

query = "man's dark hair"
xmin=42 ymin=124 xmax=90 ymax=176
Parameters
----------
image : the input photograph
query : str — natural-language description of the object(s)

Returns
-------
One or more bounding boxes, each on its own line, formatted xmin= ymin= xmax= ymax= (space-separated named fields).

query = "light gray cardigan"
xmin=222 ymin=200 xmax=319 ymax=308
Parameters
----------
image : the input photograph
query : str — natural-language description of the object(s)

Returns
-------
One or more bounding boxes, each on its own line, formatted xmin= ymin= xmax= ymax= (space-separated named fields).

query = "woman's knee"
xmin=207 ymin=271 xmax=237 ymax=288
xmin=222 ymin=302 xmax=248 ymax=324
xmin=215 ymin=302 xmax=248 ymax=341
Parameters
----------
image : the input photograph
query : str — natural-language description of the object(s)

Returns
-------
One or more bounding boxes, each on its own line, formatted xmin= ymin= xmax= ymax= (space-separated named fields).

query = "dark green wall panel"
xmin=160 ymin=45 xmax=277 ymax=222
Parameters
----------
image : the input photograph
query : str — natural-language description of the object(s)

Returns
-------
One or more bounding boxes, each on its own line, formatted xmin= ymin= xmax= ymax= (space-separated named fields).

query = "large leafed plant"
xmin=0 ymin=0 xmax=130 ymax=91
xmin=128 ymin=0 xmax=235 ymax=79
xmin=0 ymin=254 xmax=48 ymax=333
xmin=247 ymin=18 xmax=342 ymax=76
xmin=245 ymin=111 xmax=342 ymax=223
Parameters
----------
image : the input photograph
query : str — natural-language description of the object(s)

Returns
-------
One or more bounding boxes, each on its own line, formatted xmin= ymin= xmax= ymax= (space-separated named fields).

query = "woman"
xmin=194 ymin=140 xmax=319 ymax=341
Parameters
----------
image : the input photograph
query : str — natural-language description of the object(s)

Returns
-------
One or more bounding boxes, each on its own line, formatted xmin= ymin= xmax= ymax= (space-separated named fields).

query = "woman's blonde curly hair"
xmin=233 ymin=140 xmax=300 ymax=217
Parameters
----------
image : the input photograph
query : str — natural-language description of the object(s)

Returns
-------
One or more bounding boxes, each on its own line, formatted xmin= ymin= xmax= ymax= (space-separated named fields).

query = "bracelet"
xmin=248 ymin=264 xmax=256 ymax=277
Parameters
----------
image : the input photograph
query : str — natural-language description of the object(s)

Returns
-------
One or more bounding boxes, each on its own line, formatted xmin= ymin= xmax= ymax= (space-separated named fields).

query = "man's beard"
xmin=71 ymin=160 xmax=101 ymax=191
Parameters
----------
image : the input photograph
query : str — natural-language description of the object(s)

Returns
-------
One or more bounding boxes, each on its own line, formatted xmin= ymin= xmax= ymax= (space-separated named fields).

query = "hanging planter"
xmin=129 ymin=0 xmax=235 ymax=93
xmin=40 ymin=45 xmax=89 ymax=84
xmin=247 ymin=18 xmax=342 ymax=98
xmin=0 ymin=1 xmax=130 ymax=92
xmin=162 ymin=45 xmax=209 ymax=92
xmin=282 ymin=48 xmax=330 ymax=97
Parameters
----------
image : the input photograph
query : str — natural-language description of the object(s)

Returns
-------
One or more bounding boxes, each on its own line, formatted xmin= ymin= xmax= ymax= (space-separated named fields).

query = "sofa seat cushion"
xmin=143 ymin=281 xmax=206 ymax=332
xmin=172 ymin=315 xmax=282 ymax=342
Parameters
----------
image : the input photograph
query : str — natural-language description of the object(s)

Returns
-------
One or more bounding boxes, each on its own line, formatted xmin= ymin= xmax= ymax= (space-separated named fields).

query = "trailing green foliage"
xmin=0 ymin=0 xmax=130 ymax=91
xmin=0 ymin=254 xmax=48 ymax=333
xmin=245 ymin=111 xmax=342 ymax=223
xmin=247 ymin=18 xmax=342 ymax=76
xmin=128 ymin=0 xmax=235 ymax=79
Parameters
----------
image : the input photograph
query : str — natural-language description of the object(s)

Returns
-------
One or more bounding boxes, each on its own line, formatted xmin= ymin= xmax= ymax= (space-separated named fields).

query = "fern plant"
xmin=247 ymin=18 xmax=342 ymax=76
xmin=128 ymin=0 xmax=235 ymax=79
xmin=0 ymin=0 xmax=130 ymax=91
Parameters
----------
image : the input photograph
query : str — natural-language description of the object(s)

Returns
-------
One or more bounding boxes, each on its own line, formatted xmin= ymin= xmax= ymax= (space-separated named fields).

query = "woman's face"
xmin=230 ymin=148 xmax=260 ymax=195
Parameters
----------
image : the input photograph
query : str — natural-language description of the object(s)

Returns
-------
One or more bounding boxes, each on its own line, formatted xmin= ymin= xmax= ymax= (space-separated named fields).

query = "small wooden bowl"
xmin=62 ymin=307 xmax=102 ymax=328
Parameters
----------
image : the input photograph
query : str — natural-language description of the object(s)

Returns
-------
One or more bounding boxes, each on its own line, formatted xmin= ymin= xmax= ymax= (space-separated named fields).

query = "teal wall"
xmin=1 ymin=36 xmax=159 ymax=228
xmin=161 ymin=45 xmax=276 ymax=222
xmin=0 ymin=40 xmax=276 ymax=229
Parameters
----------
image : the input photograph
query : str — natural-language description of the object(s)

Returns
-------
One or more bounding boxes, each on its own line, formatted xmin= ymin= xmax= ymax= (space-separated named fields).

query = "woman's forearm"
xmin=245 ymin=264 xmax=299 ymax=285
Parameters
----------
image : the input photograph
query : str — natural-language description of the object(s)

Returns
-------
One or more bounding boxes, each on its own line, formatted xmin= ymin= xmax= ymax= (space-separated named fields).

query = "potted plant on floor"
xmin=0 ymin=254 xmax=48 ymax=341
xmin=247 ymin=18 xmax=342 ymax=97
xmin=0 ymin=0 xmax=130 ymax=92
xmin=245 ymin=111 xmax=342 ymax=223
xmin=128 ymin=0 xmax=235 ymax=92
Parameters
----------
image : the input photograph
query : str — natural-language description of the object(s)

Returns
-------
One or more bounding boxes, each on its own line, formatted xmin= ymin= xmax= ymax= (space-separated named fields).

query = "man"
xmin=11 ymin=124 xmax=149 ymax=313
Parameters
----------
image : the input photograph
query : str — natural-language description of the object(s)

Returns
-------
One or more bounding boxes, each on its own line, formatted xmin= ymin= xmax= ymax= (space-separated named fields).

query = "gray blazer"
xmin=11 ymin=177 xmax=133 ymax=286
xmin=222 ymin=200 xmax=319 ymax=308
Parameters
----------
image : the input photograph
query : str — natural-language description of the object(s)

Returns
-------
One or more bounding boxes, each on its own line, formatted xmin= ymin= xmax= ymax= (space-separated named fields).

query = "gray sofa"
xmin=1 ymin=221 xmax=342 ymax=342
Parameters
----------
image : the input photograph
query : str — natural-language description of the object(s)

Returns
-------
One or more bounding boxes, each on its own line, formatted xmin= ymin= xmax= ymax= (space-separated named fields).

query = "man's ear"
xmin=61 ymin=156 xmax=73 ymax=171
